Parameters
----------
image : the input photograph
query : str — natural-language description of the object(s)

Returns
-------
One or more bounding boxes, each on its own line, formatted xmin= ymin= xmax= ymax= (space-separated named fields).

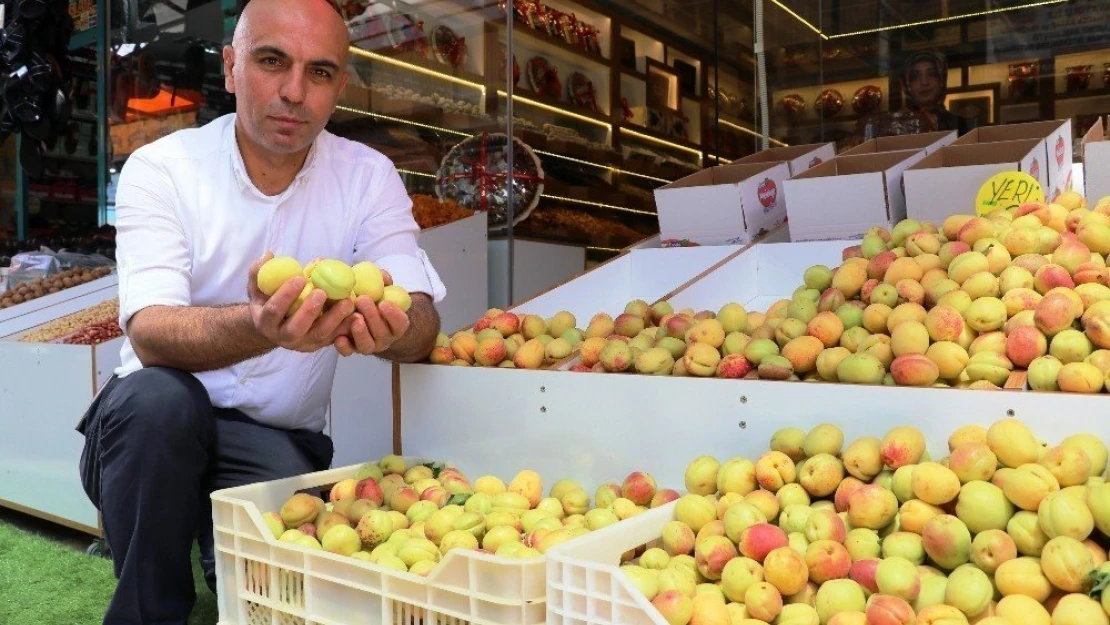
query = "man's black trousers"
xmin=78 ymin=366 xmax=333 ymax=625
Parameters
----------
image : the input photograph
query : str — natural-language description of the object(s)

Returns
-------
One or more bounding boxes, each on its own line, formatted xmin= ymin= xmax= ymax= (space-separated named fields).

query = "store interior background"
xmin=6 ymin=0 xmax=1110 ymax=307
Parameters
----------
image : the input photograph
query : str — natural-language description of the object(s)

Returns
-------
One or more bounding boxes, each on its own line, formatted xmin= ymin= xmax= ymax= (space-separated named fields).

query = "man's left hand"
xmin=333 ymin=270 xmax=411 ymax=356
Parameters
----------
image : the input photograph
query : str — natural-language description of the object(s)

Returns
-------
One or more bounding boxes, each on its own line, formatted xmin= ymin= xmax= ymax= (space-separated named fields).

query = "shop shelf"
xmin=496 ymin=21 xmax=611 ymax=72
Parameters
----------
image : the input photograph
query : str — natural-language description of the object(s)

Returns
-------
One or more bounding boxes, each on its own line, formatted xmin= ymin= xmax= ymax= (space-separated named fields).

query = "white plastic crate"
xmin=545 ymin=503 xmax=677 ymax=625
xmin=211 ymin=462 xmax=548 ymax=625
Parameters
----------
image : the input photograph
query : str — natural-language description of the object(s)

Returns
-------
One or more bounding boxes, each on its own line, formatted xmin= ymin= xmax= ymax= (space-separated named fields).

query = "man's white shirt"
xmin=112 ymin=113 xmax=446 ymax=432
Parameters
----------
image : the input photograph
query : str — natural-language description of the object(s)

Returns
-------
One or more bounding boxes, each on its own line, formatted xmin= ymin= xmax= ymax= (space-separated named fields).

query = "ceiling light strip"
xmin=348 ymin=46 xmax=485 ymax=90
xmin=543 ymin=194 xmax=657 ymax=216
xmin=586 ymin=245 xmax=622 ymax=252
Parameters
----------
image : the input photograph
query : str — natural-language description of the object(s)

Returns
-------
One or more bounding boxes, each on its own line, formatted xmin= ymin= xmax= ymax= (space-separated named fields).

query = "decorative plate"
xmin=432 ymin=25 xmax=467 ymax=69
xmin=777 ymin=93 xmax=806 ymax=123
xmin=527 ymin=56 xmax=561 ymax=99
xmin=814 ymin=89 xmax=844 ymax=119
xmin=382 ymin=13 xmax=427 ymax=57
xmin=1066 ymin=65 xmax=1092 ymax=93
xmin=567 ymin=71 xmax=599 ymax=113
xmin=435 ymin=132 xmax=545 ymax=230
xmin=852 ymin=85 xmax=883 ymax=115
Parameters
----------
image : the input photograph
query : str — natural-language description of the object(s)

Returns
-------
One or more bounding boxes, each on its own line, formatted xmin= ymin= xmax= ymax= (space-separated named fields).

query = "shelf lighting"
xmin=497 ymin=90 xmax=613 ymax=128
xmin=348 ymin=46 xmax=485 ymax=91
xmin=393 ymin=169 xmax=655 ymax=216
xmin=336 ymin=105 xmax=670 ymax=184
xmin=619 ymin=127 xmax=704 ymax=159
xmin=771 ymin=0 xmax=1067 ymax=41
xmin=542 ymin=194 xmax=657 ymax=216
xmin=586 ymin=245 xmax=622 ymax=253
xmin=333 ymin=104 xmax=471 ymax=137
xmin=770 ymin=0 xmax=828 ymax=40
xmin=397 ymin=168 xmax=436 ymax=178
xmin=717 ymin=119 xmax=789 ymax=147
xmin=533 ymin=149 xmax=672 ymax=184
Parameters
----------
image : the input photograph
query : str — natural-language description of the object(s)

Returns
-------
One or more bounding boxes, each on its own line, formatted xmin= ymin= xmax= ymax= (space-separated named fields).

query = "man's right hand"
xmin=248 ymin=254 xmax=355 ymax=353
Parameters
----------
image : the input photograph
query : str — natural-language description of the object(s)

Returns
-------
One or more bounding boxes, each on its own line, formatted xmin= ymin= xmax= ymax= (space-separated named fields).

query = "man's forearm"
xmin=379 ymin=294 xmax=440 ymax=363
xmin=129 ymin=304 xmax=275 ymax=372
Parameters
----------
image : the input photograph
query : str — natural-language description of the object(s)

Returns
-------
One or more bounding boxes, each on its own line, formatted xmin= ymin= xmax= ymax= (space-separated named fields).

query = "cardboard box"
xmin=728 ymin=142 xmax=837 ymax=177
xmin=840 ymin=131 xmax=957 ymax=157
xmin=952 ymin=120 xmax=1073 ymax=200
xmin=784 ymin=150 xmax=928 ymax=241
xmin=903 ymin=139 xmax=1045 ymax=224
xmin=1082 ymin=117 xmax=1110 ymax=203
xmin=654 ymin=161 xmax=791 ymax=247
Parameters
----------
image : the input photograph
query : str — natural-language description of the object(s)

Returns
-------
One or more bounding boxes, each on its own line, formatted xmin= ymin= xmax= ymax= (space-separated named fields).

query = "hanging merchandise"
xmin=0 ymin=0 xmax=75 ymax=178
xmin=434 ymin=133 xmax=545 ymax=230
xmin=814 ymin=88 xmax=844 ymax=119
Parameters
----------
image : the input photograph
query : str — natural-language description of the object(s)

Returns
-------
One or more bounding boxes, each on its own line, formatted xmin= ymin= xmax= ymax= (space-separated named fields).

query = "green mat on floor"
xmin=0 ymin=521 xmax=219 ymax=625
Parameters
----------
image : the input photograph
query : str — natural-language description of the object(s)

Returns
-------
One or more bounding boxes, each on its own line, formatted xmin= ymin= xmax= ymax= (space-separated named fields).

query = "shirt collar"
xmin=224 ymin=113 xmax=325 ymax=200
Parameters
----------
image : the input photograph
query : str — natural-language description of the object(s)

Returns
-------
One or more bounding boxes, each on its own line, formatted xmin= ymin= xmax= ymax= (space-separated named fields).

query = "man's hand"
xmin=333 ymin=269 xmax=410 ymax=356
xmin=248 ymin=253 xmax=355 ymax=353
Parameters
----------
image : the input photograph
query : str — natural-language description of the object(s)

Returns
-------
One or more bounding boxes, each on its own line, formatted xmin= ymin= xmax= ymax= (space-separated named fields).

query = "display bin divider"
xmin=0 ymin=273 xmax=118 ymax=338
xmin=399 ymin=362 xmax=1108 ymax=523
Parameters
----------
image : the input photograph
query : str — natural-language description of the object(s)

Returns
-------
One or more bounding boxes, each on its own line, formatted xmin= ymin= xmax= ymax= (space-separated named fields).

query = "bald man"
xmin=76 ymin=0 xmax=444 ymax=621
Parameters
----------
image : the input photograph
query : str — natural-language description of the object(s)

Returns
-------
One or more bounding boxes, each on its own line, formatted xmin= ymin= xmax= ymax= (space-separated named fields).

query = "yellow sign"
xmin=975 ymin=171 xmax=1044 ymax=216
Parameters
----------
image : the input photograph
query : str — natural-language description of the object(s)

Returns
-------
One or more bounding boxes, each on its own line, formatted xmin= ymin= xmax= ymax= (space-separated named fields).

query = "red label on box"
xmin=1056 ymin=136 xmax=1066 ymax=168
xmin=1030 ymin=158 xmax=1040 ymax=182
xmin=758 ymin=178 xmax=778 ymax=210
xmin=809 ymin=157 xmax=824 ymax=168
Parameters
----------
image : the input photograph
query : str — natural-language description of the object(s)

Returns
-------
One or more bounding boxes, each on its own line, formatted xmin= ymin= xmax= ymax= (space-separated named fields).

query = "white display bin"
xmin=0 ymin=276 xmax=122 ymax=536
xmin=547 ymin=503 xmax=677 ymax=625
xmin=665 ymin=238 xmax=851 ymax=312
xmin=211 ymin=459 xmax=654 ymax=625
xmin=498 ymin=244 xmax=746 ymax=323
xmin=397 ymin=238 xmax=1110 ymax=493
xmin=330 ymin=212 xmax=489 ymax=467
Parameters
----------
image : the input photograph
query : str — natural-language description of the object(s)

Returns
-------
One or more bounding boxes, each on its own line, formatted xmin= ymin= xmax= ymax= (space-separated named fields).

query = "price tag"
xmin=975 ymin=171 xmax=1044 ymax=217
